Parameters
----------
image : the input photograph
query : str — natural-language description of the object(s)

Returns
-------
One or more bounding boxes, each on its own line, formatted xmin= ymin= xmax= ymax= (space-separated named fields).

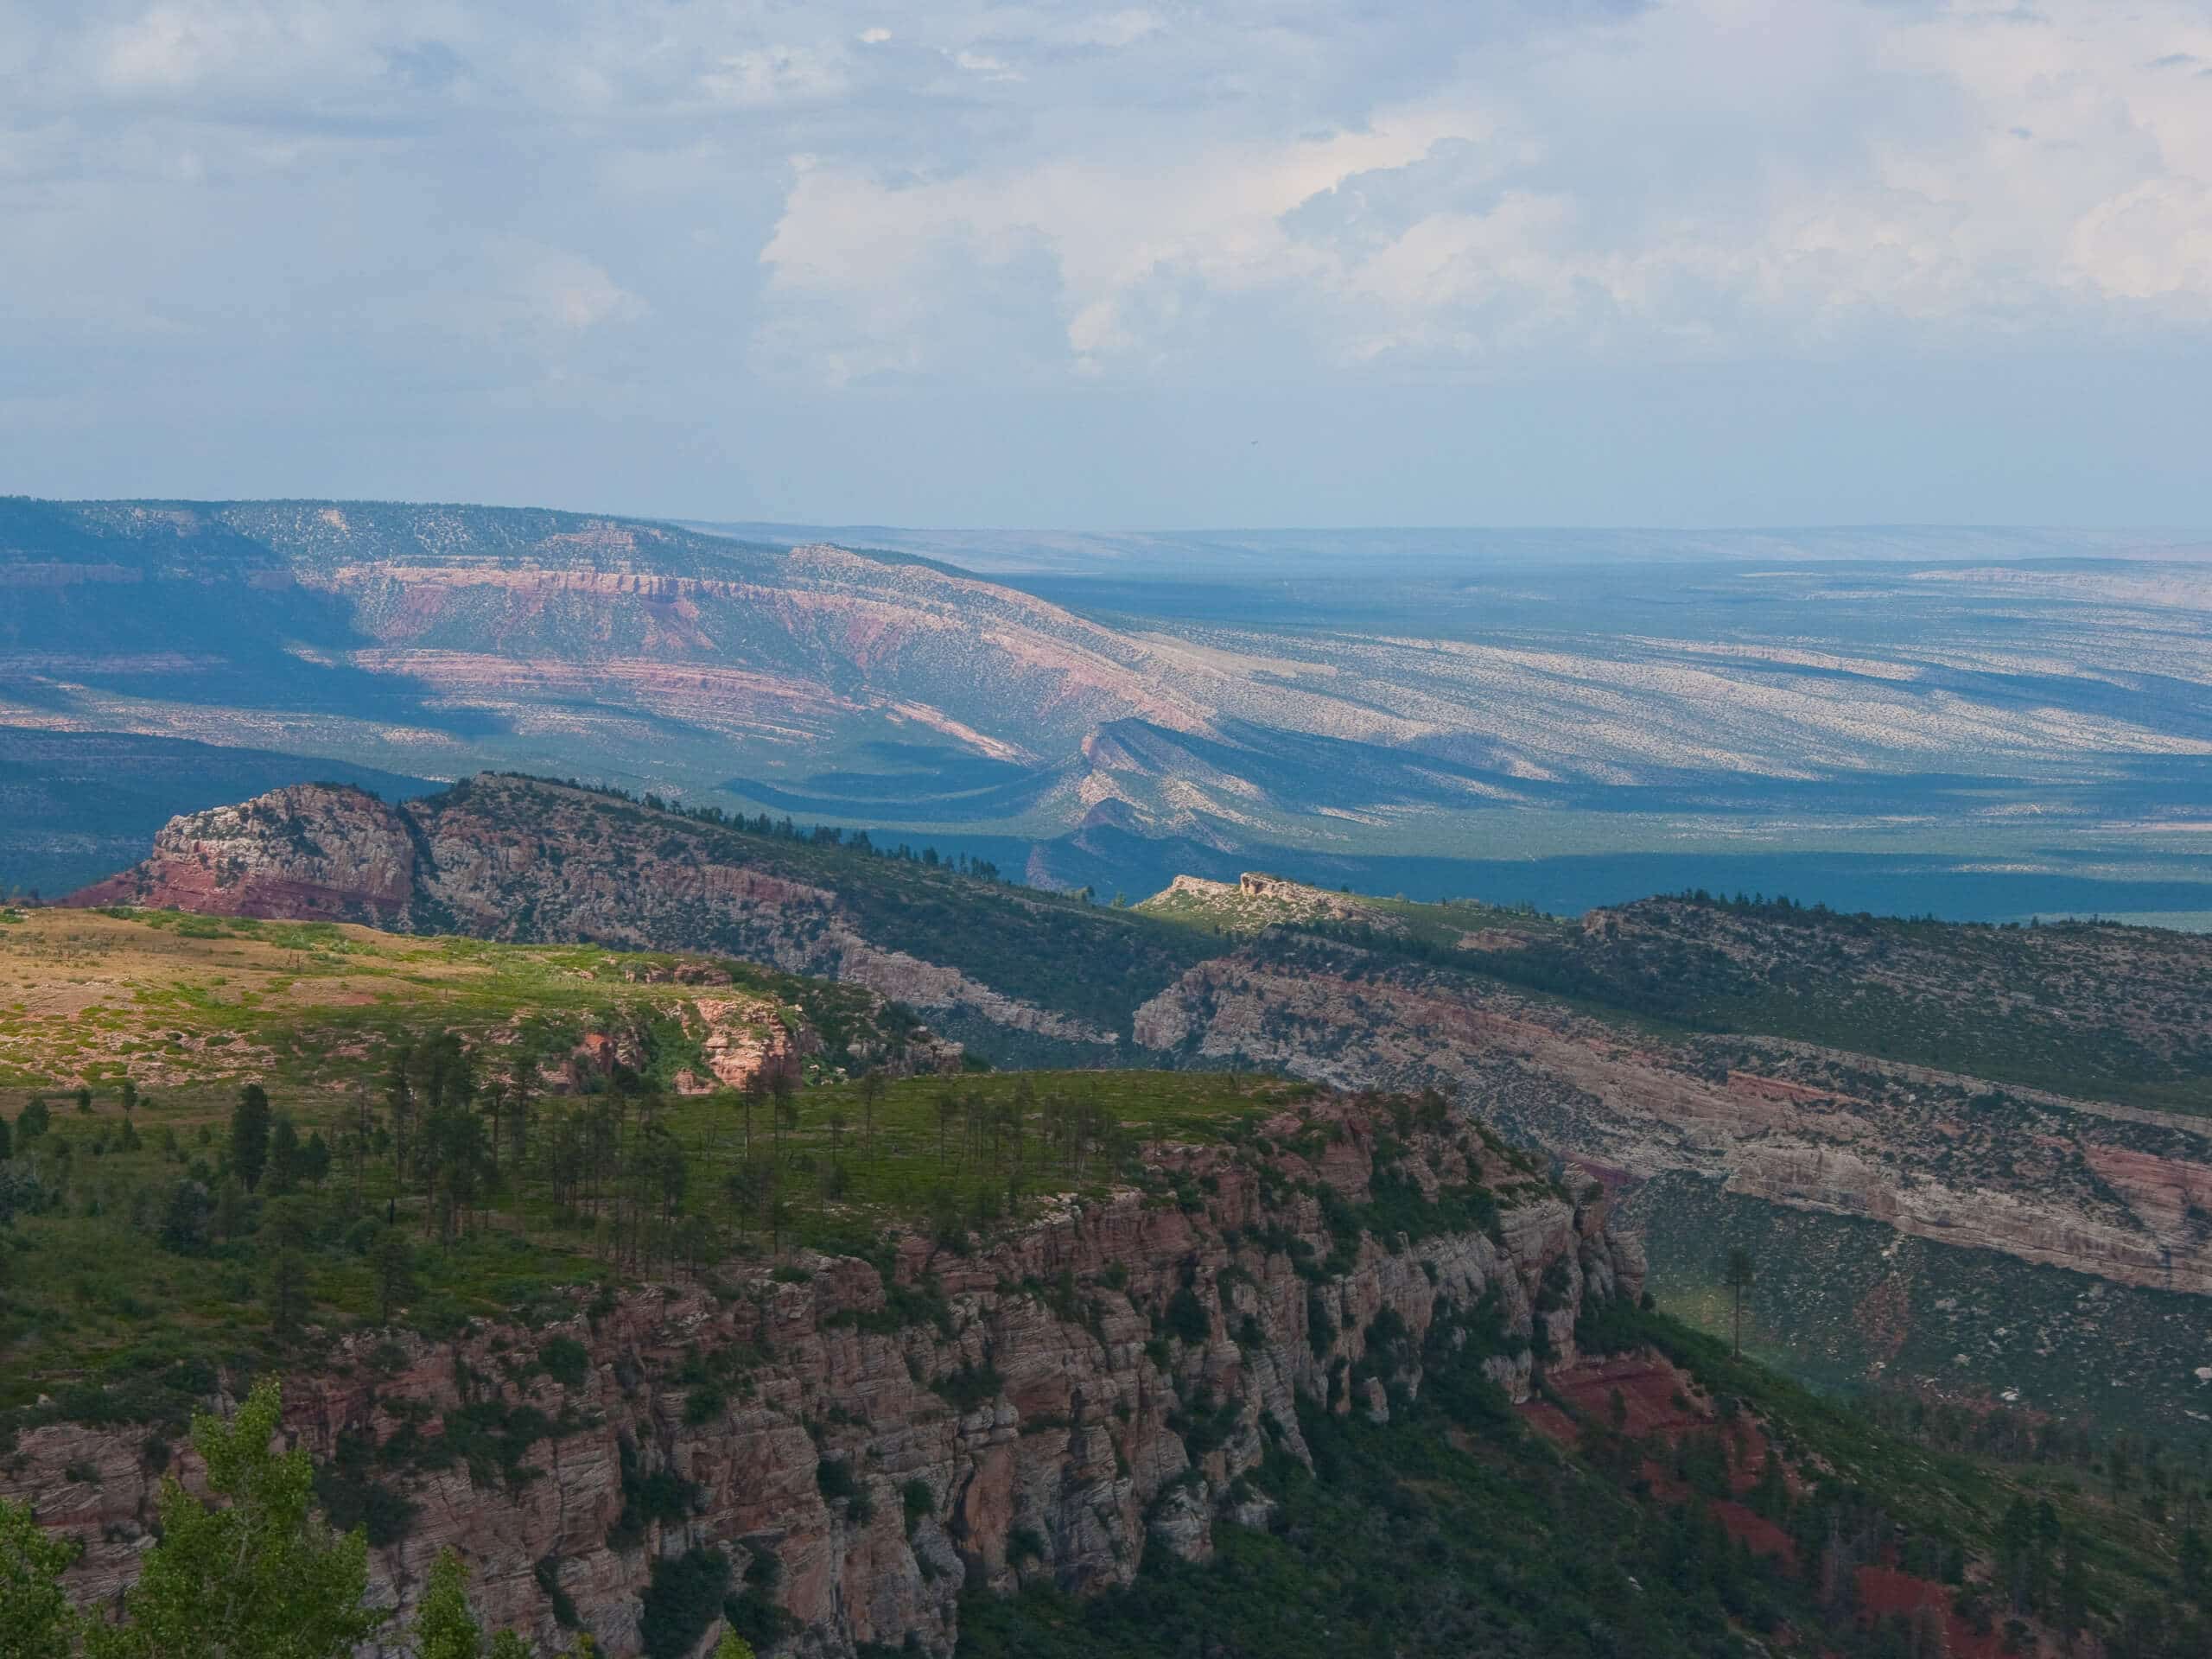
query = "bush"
xmin=684 ymin=1384 xmax=727 ymax=1426
xmin=639 ymin=1547 xmax=730 ymax=1659
xmin=932 ymin=1360 xmax=1004 ymax=1413
xmin=538 ymin=1336 xmax=590 ymax=1389
xmin=1165 ymin=1286 xmax=1211 ymax=1345
xmin=903 ymin=1478 xmax=935 ymax=1536
xmin=723 ymin=1547 xmax=793 ymax=1650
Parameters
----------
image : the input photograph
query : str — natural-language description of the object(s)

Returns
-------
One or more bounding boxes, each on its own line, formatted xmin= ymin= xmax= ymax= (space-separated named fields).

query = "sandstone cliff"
xmin=1131 ymin=940 xmax=2212 ymax=1299
xmin=67 ymin=777 xmax=1163 ymax=1050
xmin=5 ymin=1094 xmax=1637 ymax=1658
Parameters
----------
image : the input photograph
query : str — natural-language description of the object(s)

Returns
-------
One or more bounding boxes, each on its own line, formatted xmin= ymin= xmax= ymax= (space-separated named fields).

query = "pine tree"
xmin=1723 ymin=1247 xmax=1756 ymax=1357
xmin=369 ymin=1227 xmax=416 ymax=1325
xmin=264 ymin=1248 xmax=312 ymax=1337
xmin=231 ymin=1084 xmax=273 ymax=1192
xmin=264 ymin=1114 xmax=302 ymax=1196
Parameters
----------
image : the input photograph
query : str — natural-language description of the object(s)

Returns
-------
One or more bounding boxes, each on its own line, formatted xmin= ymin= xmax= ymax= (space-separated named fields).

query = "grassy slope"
xmin=0 ymin=905 xmax=880 ymax=1096
xmin=0 ymin=907 xmax=1309 ymax=1411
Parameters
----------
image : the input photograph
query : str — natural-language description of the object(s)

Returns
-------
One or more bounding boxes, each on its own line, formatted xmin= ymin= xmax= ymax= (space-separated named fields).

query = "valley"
xmin=34 ymin=780 xmax=2212 ymax=1443
xmin=5 ymin=813 xmax=2211 ymax=1652
xmin=5 ymin=499 xmax=2210 ymax=924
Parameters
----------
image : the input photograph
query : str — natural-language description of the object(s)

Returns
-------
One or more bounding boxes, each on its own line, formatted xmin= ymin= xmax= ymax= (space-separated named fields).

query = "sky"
xmin=3 ymin=0 xmax=2210 ymax=528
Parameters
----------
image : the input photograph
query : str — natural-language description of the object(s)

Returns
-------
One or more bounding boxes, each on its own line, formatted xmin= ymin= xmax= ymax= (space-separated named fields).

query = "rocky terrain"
xmin=66 ymin=774 xmax=1210 ymax=1054
xmin=64 ymin=785 xmax=2212 ymax=1428
xmin=1125 ymin=906 xmax=2212 ymax=1427
xmin=3 ymin=1092 xmax=1632 ymax=1656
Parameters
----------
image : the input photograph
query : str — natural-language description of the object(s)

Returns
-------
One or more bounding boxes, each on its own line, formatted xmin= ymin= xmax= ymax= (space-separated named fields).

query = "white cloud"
xmin=5 ymin=0 xmax=2212 ymax=519
xmin=701 ymin=43 xmax=847 ymax=106
xmin=518 ymin=247 xmax=648 ymax=333
xmin=752 ymin=0 xmax=2212 ymax=382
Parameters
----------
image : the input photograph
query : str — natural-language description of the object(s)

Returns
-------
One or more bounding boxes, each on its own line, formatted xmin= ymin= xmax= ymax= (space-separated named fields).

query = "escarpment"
xmin=4 ymin=1094 xmax=1640 ymax=1658
xmin=1132 ymin=939 xmax=2212 ymax=1300
xmin=66 ymin=775 xmax=1172 ymax=1047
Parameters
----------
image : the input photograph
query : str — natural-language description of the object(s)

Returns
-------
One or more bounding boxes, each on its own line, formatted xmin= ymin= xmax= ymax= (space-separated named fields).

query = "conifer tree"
xmin=231 ymin=1083 xmax=273 ymax=1192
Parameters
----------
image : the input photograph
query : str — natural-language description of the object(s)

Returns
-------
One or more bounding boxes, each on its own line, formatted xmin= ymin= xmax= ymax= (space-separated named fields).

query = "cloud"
xmin=749 ymin=0 xmax=2212 ymax=381
xmin=3 ymin=0 xmax=2210 ymax=520
xmin=701 ymin=43 xmax=848 ymax=106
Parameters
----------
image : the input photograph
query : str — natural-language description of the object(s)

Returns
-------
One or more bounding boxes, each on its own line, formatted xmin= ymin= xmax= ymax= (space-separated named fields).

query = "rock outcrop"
xmin=68 ymin=784 xmax=422 ymax=924
xmin=7 ymin=1095 xmax=1636 ymax=1658
xmin=67 ymin=777 xmax=1128 ymax=1048
xmin=1131 ymin=944 xmax=2212 ymax=1299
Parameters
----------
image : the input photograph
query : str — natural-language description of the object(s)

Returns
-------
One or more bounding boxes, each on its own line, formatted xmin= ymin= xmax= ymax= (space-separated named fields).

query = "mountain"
xmin=60 ymin=779 xmax=2212 ymax=1437
xmin=63 ymin=772 xmax=1218 ymax=1062
xmin=9 ymin=498 xmax=2212 ymax=922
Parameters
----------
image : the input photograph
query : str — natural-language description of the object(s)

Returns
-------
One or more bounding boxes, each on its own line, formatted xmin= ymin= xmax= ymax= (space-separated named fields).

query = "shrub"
xmin=639 ymin=1547 xmax=730 ymax=1659
xmin=537 ymin=1336 xmax=590 ymax=1389
xmin=931 ymin=1360 xmax=1004 ymax=1414
xmin=902 ymin=1478 xmax=935 ymax=1536
xmin=1165 ymin=1286 xmax=1211 ymax=1345
xmin=685 ymin=1384 xmax=727 ymax=1426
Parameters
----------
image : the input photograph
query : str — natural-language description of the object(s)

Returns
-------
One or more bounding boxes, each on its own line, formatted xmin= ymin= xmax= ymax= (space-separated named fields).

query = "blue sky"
xmin=4 ymin=1 xmax=2210 ymax=527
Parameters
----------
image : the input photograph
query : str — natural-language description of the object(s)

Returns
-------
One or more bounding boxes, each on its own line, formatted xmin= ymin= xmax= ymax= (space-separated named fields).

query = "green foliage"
xmin=639 ymin=1548 xmax=731 ymax=1659
xmin=538 ymin=1335 xmax=591 ymax=1388
xmin=412 ymin=1548 xmax=486 ymax=1659
xmin=0 ymin=1495 xmax=84 ymax=1659
xmin=1164 ymin=1284 xmax=1211 ymax=1345
xmin=932 ymin=1359 xmax=1005 ymax=1414
xmin=99 ymin=1376 xmax=385 ymax=1659
xmin=721 ymin=1547 xmax=793 ymax=1651
xmin=311 ymin=1427 xmax=418 ymax=1547
xmin=903 ymin=1478 xmax=937 ymax=1535
xmin=231 ymin=1084 xmax=271 ymax=1192
xmin=607 ymin=1436 xmax=701 ymax=1552
xmin=368 ymin=1227 xmax=416 ymax=1325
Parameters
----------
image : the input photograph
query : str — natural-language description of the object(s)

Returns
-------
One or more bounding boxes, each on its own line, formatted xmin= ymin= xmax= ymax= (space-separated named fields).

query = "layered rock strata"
xmin=6 ymin=1096 xmax=1636 ymax=1657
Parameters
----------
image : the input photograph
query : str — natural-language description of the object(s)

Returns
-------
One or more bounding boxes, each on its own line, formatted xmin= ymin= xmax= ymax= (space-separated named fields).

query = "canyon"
xmin=58 ymin=780 xmax=2212 ymax=1430
xmin=3 ymin=1092 xmax=1634 ymax=1656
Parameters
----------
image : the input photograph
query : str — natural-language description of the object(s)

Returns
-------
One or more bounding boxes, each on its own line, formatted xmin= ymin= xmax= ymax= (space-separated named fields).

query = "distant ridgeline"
xmin=510 ymin=772 xmax=1014 ymax=883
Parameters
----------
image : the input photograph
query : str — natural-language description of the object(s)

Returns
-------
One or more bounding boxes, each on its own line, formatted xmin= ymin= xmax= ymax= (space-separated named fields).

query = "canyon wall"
xmin=1133 ymin=946 xmax=2212 ymax=1298
xmin=67 ymin=778 xmax=1122 ymax=1049
xmin=7 ymin=1096 xmax=1637 ymax=1657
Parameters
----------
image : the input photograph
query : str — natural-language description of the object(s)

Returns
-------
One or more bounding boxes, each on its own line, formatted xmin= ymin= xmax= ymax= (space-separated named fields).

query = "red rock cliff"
xmin=7 ymin=1095 xmax=1638 ymax=1658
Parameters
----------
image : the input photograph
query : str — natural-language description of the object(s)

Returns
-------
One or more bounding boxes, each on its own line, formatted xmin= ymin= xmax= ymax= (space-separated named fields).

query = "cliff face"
xmin=68 ymin=784 xmax=423 ymax=924
xmin=7 ymin=1096 xmax=1637 ymax=1658
xmin=1133 ymin=946 xmax=2212 ymax=1299
xmin=67 ymin=778 xmax=1138 ymax=1049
